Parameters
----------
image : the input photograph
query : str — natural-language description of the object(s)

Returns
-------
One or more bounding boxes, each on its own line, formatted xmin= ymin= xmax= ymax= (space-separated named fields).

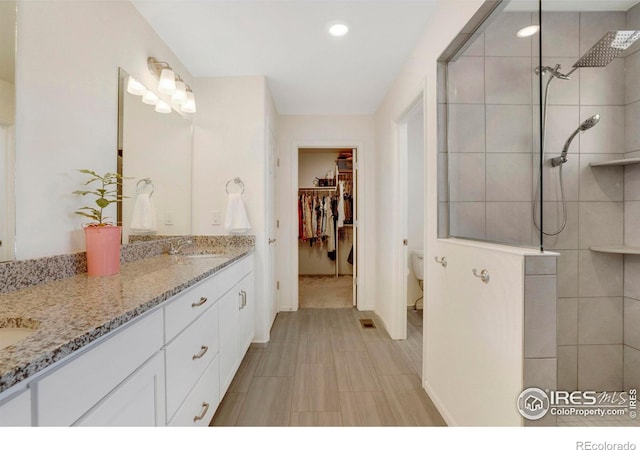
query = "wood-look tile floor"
xmin=210 ymin=308 xmax=445 ymax=427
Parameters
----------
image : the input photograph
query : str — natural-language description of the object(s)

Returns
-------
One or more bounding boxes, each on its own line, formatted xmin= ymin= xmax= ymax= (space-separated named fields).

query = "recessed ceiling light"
xmin=517 ymin=25 xmax=540 ymax=38
xmin=328 ymin=22 xmax=349 ymax=37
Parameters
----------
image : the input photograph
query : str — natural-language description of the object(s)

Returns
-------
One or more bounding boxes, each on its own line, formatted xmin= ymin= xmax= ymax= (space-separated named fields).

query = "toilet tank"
xmin=411 ymin=250 xmax=424 ymax=281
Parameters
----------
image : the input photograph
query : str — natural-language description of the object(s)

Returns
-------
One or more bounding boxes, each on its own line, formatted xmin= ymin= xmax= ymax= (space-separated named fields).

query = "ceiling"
xmin=132 ymin=0 xmax=439 ymax=115
xmin=132 ymin=0 xmax=640 ymax=115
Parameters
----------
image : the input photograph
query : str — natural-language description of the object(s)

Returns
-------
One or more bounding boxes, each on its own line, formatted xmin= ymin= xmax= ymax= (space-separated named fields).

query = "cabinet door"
xmin=218 ymin=287 xmax=239 ymax=395
xmin=74 ymin=352 xmax=166 ymax=427
xmin=0 ymin=389 xmax=31 ymax=426
xmin=35 ymin=309 xmax=164 ymax=426
xmin=238 ymin=272 xmax=255 ymax=357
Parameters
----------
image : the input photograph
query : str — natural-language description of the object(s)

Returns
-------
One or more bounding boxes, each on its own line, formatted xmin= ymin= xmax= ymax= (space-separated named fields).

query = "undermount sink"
xmin=0 ymin=318 xmax=39 ymax=350
xmin=184 ymin=254 xmax=224 ymax=259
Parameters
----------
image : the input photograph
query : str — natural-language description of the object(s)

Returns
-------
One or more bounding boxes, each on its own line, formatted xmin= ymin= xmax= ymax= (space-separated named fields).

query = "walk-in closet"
xmin=298 ymin=148 xmax=357 ymax=308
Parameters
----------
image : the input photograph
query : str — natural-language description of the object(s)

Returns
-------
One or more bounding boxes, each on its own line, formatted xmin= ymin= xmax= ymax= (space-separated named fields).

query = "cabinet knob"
xmin=193 ymin=402 xmax=210 ymax=422
xmin=191 ymin=297 xmax=208 ymax=308
xmin=192 ymin=345 xmax=209 ymax=360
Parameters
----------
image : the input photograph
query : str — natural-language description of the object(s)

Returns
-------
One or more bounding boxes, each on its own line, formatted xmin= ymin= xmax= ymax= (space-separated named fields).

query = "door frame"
xmin=395 ymin=91 xmax=425 ymax=340
xmin=290 ymin=141 xmax=366 ymax=311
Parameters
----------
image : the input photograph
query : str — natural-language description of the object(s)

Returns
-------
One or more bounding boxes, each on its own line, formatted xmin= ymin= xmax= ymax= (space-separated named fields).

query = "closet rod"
xmin=298 ymin=187 xmax=337 ymax=192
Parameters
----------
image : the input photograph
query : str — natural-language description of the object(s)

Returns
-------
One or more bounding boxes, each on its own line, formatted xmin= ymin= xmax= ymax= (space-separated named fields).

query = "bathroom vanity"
xmin=0 ymin=242 xmax=254 ymax=426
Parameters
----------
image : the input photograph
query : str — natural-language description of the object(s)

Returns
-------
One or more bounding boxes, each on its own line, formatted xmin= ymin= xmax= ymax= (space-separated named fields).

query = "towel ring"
xmin=225 ymin=177 xmax=246 ymax=195
xmin=136 ymin=178 xmax=154 ymax=197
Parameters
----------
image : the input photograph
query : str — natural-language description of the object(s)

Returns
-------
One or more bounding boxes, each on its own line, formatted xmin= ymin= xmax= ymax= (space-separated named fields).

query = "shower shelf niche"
xmin=590 ymin=246 xmax=640 ymax=255
xmin=589 ymin=158 xmax=640 ymax=167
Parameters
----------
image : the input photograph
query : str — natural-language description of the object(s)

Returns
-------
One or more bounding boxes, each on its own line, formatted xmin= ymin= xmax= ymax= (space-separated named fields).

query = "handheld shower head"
xmin=550 ymin=114 xmax=600 ymax=167
xmin=579 ymin=114 xmax=600 ymax=131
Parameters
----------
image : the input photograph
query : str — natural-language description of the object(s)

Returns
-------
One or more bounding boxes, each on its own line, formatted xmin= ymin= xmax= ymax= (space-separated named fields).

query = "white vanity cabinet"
xmin=218 ymin=256 xmax=254 ymax=396
xmin=0 ymin=388 xmax=31 ymax=426
xmin=33 ymin=308 xmax=164 ymax=426
xmin=0 ymin=252 xmax=255 ymax=427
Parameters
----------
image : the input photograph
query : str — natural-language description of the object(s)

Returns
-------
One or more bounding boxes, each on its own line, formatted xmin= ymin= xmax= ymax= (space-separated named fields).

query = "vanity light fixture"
xmin=142 ymin=90 xmax=159 ymax=105
xmin=147 ymin=56 xmax=195 ymax=113
xmin=181 ymin=89 xmax=196 ymax=114
xmin=155 ymin=99 xmax=172 ymax=114
xmin=172 ymin=79 xmax=187 ymax=104
xmin=126 ymin=76 xmax=146 ymax=96
xmin=517 ymin=25 xmax=540 ymax=38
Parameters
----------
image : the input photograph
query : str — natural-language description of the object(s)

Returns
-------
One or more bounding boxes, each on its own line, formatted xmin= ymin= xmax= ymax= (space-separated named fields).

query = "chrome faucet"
xmin=168 ymin=238 xmax=193 ymax=255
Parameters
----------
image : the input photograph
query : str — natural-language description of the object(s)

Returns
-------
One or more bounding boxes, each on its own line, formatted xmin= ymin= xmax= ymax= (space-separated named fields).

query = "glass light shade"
xmin=126 ymin=76 xmax=146 ymax=96
xmin=155 ymin=100 xmax=171 ymax=114
xmin=142 ymin=90 xmax=158 ymax=105
xmin=158 ymin=68 xmax=176 ymax=94
xmin=172 ymin=81 xmax=187 ymax=104
xmin=180 ymin=92 xmax=196 ymax=113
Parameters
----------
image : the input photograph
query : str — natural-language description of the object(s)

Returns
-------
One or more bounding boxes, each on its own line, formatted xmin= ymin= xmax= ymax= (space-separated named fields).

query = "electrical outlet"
xmin=165 ymin=211 xmax=174 ymax=225
xmin=212 ymin=210 xmax=220 ymax=225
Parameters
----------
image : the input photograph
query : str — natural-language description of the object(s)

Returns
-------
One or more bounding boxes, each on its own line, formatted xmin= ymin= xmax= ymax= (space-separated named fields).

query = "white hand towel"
xmin=130 ymin=192 xmax=157 ymax=233
xmin=225 ymin=192 xmax=251 ymax=234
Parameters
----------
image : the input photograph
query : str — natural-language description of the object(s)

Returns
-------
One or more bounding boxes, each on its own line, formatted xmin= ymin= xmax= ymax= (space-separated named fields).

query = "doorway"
xmin=398 ymin=96 xmax=425 ymax=375
xmin=297 ymin=147 xmax=357 ymax=309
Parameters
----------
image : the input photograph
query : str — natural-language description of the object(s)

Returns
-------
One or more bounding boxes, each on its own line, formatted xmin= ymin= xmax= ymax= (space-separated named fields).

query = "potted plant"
xmin=73 ymin=169 xmax=126 ymax=276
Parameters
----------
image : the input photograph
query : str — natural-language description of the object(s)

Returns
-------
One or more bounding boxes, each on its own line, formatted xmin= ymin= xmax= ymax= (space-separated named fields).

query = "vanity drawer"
xmin=165 ymin=302 xmax=219 ymax=420
xmin=218 ymin=255 xmax=253 ymax=296
xmin=0 ymin=388 xmax=31 ymax=426
xmin=34 ymin=308 xmax=164 ymax=426
xmin=168 ymin=355 xmax=219 ymax=427
xmin=164 ymin=275 xmax=218 ymax=343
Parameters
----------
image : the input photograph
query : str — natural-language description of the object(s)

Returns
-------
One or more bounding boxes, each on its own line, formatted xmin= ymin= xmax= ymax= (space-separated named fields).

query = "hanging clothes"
xmin=337 ymin=181 xmax=345 ymax=228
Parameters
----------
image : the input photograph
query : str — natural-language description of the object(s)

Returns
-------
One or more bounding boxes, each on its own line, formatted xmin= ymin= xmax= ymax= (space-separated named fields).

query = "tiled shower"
xmin=442 ymin=2 xmax=640 ymax=394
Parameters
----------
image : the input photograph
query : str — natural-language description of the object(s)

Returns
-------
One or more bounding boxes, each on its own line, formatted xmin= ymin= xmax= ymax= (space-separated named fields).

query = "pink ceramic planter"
xmin=84 ymin=226 xmax=122 ymax=276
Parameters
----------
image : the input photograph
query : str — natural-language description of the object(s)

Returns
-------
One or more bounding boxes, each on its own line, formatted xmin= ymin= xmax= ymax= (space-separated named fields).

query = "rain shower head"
xmin=573 ymin=30 xmax=640 ymax=69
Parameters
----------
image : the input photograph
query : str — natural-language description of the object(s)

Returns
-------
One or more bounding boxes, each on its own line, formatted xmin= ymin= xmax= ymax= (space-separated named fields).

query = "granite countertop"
xmin=0 ymin=245 xmax=254 ymax=394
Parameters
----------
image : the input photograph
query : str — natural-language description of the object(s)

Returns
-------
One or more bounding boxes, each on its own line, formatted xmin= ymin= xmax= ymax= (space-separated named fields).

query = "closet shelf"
xmin=590 ymin=246 xmax=640 ymax=255
xmin=589 ymin=158 xmax=640 ymax=167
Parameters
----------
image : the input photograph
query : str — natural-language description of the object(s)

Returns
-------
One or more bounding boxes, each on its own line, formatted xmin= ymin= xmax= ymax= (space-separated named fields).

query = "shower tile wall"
xmin=542 ymin=11 xmax=626 ymax=392
xmin=624 ymin=2 xmax=640 ymax=391
xmin=447 ymin=10 xmax=631 ymax=392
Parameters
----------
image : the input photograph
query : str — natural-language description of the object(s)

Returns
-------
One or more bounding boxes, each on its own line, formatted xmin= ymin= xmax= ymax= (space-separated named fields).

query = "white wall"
xmin=298 ymin=152 xmax=337 ymax=188
xmin=372 ymin=0 xmax=484 ymax=338
xmin=15 ymin=0 xmax=193 ymax=259
xmin=276 ymin=115 xmax=375 ymax=311
xmin=191 ymin=75 xmax=272 ymax=342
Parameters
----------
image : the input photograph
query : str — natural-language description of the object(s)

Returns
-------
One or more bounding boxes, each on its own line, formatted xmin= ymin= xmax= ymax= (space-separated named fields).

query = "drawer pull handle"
xmin=191 ymin=297 xmax=208 ymax=308
xmin=242 ymin=290 xmax=247 ymax=308
xmin=193 ymin=402 xmax=210 ymax=422
xmin=239 ymin=291 xmax=244 ymax=310
xmin=192 ymin=345 xmax=209 ymax=360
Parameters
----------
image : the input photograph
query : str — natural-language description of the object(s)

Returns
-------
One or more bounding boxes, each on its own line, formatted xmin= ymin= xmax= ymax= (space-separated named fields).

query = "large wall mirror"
xmin=117 ymin=68 xmax=193 ymax=244
xmin=0 ymin=1 xmax=16 ymax=263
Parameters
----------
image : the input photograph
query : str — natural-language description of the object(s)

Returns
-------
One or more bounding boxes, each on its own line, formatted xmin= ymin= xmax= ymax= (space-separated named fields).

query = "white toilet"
xmin=411 ymin=250 xmax=424 ymax=282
